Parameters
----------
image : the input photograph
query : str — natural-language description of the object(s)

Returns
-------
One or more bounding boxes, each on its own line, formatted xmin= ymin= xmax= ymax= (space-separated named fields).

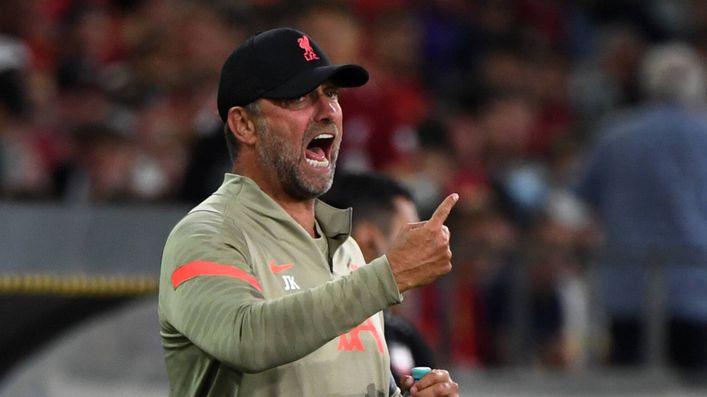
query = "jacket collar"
xmin=219 ymin=173 xmax=352 ymax=247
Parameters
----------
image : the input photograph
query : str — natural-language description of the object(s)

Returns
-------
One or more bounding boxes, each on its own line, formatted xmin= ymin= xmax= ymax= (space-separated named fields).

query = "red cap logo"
xmin=297 ymin=35 xmax=319 ymax=61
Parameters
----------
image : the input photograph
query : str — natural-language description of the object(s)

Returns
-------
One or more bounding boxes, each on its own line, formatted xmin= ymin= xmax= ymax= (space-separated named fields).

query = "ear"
xmin=226 ymin=106 xmax=258 ymax=146
xmin=352 ymin=222 xmax=386 ymax=263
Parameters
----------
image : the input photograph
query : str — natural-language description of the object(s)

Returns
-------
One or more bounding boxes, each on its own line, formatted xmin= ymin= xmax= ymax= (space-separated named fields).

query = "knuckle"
xmin=434 ymin=383 xmax=450 ymax=393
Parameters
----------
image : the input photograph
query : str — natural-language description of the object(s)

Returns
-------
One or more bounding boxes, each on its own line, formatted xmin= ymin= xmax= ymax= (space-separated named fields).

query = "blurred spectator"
xmin=574 ymin=42 xmax=707 ymax=371
xmin=174 ymin=2 xmax=251 ymax=204
xmin=470 ymin=89 xmax=546 ymax=227
xmin=477 ymin=48 xmax=531 ymax=95
xmin=516 ymin=0 xmax=571 ymax=51
xmin=415 ymin=0 xmax=477 ymax=95
xmin=483 ymin=216 xmax=566 ymax=368
xmin=446 ymin=205 xmax=517 ymax=367
xmin=569 ymin=24 xmax=646 ymax=135
xmin=525 ymin=50 xmax=575 ymax=160
xmin=0 ymin=35 xmax=53 ymax=199
xmin=60 ymin=122 xmax=137 ymax=202
xmin=523 ymin=214 xmax=589 ymax=369
xmin=448 ymin=206 xmax=587 ymax=369
xmin=407 ymin=117 xmax=458 ymax=217
xmin=365 ymin=8 xmax=430 ymax=173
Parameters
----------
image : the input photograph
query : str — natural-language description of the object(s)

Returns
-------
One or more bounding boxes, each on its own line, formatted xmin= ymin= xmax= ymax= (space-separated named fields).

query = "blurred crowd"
xmin=1 ymin=0 xmax=706 ymax=371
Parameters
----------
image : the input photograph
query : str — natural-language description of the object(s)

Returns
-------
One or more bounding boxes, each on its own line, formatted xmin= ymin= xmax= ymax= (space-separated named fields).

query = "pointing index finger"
xmin=427 ymin=193 xmax=459 ymax=228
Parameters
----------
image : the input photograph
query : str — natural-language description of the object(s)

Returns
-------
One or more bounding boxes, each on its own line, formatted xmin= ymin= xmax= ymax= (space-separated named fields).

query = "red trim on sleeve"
xmin=171 ymin=260 xmax=263 ymax=292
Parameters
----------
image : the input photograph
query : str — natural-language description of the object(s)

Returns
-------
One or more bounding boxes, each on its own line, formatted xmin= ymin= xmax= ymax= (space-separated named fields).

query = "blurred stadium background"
xmin=1 ymin=0 xmax=707 ymax=395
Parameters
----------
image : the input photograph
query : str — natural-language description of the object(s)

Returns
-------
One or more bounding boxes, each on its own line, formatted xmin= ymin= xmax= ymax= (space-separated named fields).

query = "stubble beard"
xmin=255 ymin=118 xmax=337 ymax=200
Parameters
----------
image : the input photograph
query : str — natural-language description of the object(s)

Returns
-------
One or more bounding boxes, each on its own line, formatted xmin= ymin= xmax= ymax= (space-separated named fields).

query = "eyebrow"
xmin=321 ymin=81 xmax=340 ymax=91
xmin=266 ymin=84 xmax=340 ymax=108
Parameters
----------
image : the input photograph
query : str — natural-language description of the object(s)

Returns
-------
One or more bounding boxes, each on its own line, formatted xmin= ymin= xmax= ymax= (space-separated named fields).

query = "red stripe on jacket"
xmin=171 ymin=260 xmax=263 ymax=292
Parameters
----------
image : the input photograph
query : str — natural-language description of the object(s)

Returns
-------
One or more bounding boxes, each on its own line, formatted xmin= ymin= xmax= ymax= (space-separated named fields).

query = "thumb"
xmin=399 ymin=375 xmax=414 ymax=391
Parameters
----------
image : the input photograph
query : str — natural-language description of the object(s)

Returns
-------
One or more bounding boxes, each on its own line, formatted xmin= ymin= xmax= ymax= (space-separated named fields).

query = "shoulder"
xmin=164 ymin=196 xmax=250 ymax=259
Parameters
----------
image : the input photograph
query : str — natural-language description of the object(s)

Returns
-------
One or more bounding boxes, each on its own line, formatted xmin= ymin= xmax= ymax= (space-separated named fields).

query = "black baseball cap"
xmin=217 ymin=27 xmax=369 ymax=122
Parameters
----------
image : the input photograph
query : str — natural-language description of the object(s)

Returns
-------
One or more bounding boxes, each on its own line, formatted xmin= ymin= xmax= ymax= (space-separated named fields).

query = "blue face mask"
xmin=503 ymin=164 xmax=548 ymax=211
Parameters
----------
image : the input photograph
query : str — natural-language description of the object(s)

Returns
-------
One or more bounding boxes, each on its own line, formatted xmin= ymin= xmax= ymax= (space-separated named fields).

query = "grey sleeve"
xmin=161 ymin=218 xmax=402 ymax=373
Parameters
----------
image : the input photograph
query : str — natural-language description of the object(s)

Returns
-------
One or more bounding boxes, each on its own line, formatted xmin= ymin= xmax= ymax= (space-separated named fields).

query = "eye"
xmin=272 ymin=95 xmax=309 ymax=109
xmin=324 ymin=87 xmax=340 ymax=100
xmin=286 ymin=96 xmax=308 ymax=105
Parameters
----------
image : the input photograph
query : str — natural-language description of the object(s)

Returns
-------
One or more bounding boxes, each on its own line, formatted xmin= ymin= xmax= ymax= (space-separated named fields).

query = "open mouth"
xmin=305 ymin=133 xmax=335 ymax=168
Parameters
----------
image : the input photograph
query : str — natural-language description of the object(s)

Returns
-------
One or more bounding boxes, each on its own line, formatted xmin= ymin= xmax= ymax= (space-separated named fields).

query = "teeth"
xmin=313 ymin=133 xmax=334 ymax=140
xmin=306 ymin=158 xmax=330 ymax=168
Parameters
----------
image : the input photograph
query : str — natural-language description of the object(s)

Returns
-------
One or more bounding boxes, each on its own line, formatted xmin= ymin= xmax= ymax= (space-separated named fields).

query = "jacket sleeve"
xmin=159 ymin=210 xmax=403 ymax=373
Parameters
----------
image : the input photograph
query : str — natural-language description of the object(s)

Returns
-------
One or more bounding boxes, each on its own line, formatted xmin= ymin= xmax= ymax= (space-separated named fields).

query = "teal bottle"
xmin=411 ymin=367 xmax=431 ymax=382
xmin=404 ymin=367 xmax=431 ymax=396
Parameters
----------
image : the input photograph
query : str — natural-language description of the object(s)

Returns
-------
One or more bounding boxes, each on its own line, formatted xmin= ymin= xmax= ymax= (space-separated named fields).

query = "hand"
xmin=386 ymin=193 xmax=459 ymax=293
xmin=400 ymin=369 xmax=459 ymax=397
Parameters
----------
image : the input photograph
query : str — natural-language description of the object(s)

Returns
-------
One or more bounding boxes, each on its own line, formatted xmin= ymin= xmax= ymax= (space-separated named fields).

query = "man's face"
xmin=387 ymin=197 xmax=420 ymax=244
xmin=255 ymin=83 xmax=343 ymax=200
xmin=353 ymin=195 xmax=419 ymax=263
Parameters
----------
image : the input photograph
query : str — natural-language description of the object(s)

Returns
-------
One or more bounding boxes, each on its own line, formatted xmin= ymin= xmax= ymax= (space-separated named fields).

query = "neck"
xmin=233 ymin=159 xmax=318 ymax=238
xmin=275 ymin=197 xmax=317 ymax=238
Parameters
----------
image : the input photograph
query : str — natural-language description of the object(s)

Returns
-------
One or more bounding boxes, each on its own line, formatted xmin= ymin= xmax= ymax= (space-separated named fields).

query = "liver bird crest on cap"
xmin=297 ymin=35 xmax=319 ymax=61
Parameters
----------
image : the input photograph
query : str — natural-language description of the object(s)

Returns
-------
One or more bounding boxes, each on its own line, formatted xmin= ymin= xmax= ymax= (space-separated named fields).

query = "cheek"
xmin=331 ymin=102 xmax=343 ymax=122
xmin=272 ymin=119 xmax=308 ymax=144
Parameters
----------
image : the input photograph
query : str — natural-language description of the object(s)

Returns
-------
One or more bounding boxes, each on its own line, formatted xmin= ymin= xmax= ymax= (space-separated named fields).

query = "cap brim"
xmin=263 ymin=64 xmax=368 ymax=100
